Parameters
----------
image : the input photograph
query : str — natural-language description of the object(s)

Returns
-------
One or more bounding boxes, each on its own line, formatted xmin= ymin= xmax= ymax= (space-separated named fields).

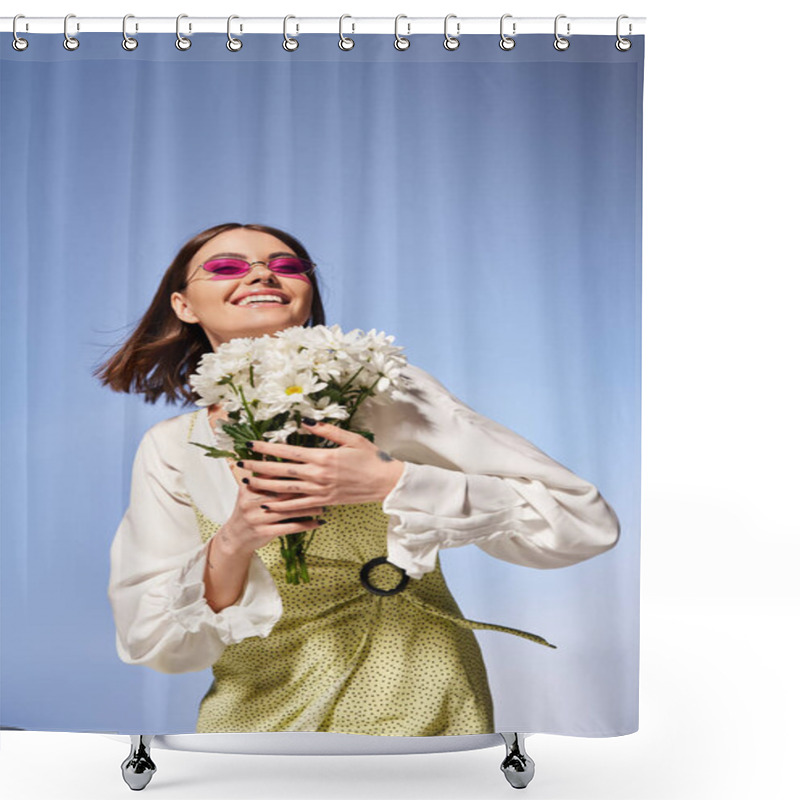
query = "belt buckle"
xmin=359 ymin=556 xmax=409 ymax=596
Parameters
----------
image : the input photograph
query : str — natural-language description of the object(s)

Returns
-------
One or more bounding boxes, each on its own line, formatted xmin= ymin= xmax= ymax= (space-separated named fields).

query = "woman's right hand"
xmin=216 ymin=482 xmax=326 ymax=558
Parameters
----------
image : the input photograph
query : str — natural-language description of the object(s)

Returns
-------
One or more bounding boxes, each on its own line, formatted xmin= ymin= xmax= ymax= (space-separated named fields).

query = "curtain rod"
xmin=2 ymin=16 xmax=646 ymax=36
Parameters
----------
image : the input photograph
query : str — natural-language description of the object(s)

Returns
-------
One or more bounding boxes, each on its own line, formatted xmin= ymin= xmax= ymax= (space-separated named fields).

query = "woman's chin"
xmin=228 ymin=325 xmax=286 ymax=341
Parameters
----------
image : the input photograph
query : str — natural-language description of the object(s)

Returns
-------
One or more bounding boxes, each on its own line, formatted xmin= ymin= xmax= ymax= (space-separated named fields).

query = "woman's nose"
xmin=248 ymin=262 xmax=280 ymax=280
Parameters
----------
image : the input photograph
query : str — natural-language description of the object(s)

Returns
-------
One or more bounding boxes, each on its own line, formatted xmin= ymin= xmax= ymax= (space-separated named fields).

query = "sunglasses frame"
xmin=185 ymin=255 xmax=317 ymax=285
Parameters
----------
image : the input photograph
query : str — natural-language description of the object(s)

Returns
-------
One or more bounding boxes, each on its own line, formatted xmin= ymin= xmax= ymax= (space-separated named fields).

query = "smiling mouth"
xmin=232 ymin=297 xmax=290 ymax=308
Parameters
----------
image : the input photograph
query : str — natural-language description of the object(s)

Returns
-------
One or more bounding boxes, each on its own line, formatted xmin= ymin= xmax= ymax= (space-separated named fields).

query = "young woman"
xmin=100 ymin=221 xmax=621 ymax=736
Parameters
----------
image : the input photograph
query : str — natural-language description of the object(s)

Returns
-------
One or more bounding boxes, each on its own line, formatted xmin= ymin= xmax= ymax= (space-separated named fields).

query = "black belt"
xmin=359 ymin=556 xmax=410 ymax=597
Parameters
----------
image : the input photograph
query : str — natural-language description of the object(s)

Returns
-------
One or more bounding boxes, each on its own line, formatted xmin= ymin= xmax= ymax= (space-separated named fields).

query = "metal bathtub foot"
xmin=499 ymin=732 xmax=535 ymax=789
xmin=121 ymin=735 xmax=156 ymax=791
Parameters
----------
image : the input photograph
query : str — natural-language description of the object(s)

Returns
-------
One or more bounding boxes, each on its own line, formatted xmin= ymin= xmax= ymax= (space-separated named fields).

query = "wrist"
xmin=213 ymin=524 xmax=253 ymax=561
xmin=381 ymin=459 xmax=406 ymax=501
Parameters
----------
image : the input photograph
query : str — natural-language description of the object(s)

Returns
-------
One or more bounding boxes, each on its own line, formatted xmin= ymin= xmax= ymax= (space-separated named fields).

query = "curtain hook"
xmin=553 ymin=14 xmax=570 ymax=51
xmin=616 ymin=15 xmax=632 ymax=51
xmin=443 ymin=13 xmax=460 ymax=51
xmin=339 ymin=15 xmax=355 ymax=50
xmin=175 ymin=14 xmax=191 ymax=50
xmin=499 ymin=14 xmax=516 ymax=50
xmin=283 ymin=15 xmax=299 ymax=51
xmin=394 ymin=14 xmax=410 ymax=50
xmin=12 ymin=14 xmax=29 ymax=51
xmin=227 ymin=15 xmax=243 ymax=51
xmin=122 ymin=14 xmax=138 ymax=51
xmin=63 ymin=13 xmax=79 ymax=51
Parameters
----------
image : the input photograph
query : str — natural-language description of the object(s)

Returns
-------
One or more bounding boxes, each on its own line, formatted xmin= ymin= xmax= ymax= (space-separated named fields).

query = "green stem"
xmin=349 ymin=377 xmax=381 ymax=416
xmin=235 ymin=383 xmax=259 ymax=431
xmin=339 ymin=365 xmax=364 ymax=392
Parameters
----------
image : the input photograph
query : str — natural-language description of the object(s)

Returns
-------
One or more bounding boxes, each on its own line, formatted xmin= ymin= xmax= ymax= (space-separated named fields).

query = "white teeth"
xmin=238 ymin=294 xmax=286 ymax=306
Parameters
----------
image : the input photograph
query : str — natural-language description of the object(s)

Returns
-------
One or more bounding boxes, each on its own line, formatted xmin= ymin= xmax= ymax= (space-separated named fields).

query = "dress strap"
xmin=187 ymin=409 xmax=201 ymax=442
xmin=401 ymin=593 xmax=557 ymax=649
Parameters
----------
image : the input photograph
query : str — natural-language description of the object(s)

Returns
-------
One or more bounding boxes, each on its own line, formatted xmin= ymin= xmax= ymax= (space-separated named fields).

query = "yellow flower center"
xmin=285 ymin=385 xmax=304 ymax=395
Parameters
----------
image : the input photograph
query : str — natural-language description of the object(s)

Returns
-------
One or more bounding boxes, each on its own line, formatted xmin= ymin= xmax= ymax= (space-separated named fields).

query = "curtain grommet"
xmin=443 ymin=14 xmax=460 ymax=51
xmin=12 ymin=15 xmax=29 ymax=51
xmin=394 ymin=15 xmax=411 ymax=50
xmin=499 ymin=14 xmax=516 ymax=50
xmin=339 ymin=14 xmax=355 ymax=50
xmin=615 ymin=15 xmax=632 ymax=51
xmin=121 ymin=14 xmax=138 ymax=51
xmin=553 ymin=14 xmax=570 ymax=51
xmin=175 ymin=14 xmax=191 ymax=50
xmin=226 ymin=15 xmax=243 ymax=52
xmin=63 ymin=13 xmax=79 ymax=51
xmin=283 ymin=15 xmax=299 ymax=51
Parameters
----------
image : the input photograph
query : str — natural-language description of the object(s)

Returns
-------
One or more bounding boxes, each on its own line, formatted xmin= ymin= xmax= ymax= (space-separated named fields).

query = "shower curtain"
xmin=0 ymin=29 xmax=643 ymax=738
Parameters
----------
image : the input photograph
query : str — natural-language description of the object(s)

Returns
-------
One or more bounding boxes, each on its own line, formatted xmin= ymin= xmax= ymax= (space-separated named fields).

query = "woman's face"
xmin=170 ymin=229 xmax=315 ymax=351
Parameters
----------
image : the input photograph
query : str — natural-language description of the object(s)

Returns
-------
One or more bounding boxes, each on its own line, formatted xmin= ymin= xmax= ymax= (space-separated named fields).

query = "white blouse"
xmin=108 ymin=362 xmax=620 ymax=674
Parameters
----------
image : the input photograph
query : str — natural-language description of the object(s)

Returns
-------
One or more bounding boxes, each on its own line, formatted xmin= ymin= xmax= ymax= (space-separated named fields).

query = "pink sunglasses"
xmin=187 ymin=255 xmax=316 ymax=283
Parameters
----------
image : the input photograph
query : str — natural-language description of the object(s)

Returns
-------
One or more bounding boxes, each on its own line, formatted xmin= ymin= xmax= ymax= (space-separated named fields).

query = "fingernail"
xmin=260 ymin=504 xmax=269 ymax=510
xmin=318 ymin=520 xmax=327 ymax=525
xmin=242 ymin=478 xmax=249 ymax=484
xmin=236 ymin=461 xmax=244 ymax=468
xmin=245 ymin=441 xmax=254 ymax=448
xmin=301 ymin=417 xmax=317 ymax=426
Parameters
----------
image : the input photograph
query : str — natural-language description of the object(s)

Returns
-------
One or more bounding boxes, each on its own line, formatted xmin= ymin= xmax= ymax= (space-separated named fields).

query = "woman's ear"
xmin=170 ymin=291 xmax=200 ymax=324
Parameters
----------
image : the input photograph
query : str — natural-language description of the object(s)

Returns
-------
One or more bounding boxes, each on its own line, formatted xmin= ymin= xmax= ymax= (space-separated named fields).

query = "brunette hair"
xmin=93 ymin=222 xmax=326 ymax=406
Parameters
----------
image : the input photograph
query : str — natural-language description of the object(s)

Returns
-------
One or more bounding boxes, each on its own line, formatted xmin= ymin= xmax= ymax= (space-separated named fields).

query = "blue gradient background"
xmin=0 ymin=33 xmax=643 ymax=735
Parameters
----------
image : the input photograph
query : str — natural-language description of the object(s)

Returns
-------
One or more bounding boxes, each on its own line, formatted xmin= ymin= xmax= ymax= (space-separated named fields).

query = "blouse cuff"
xmin=382 ymin=461 xmax=529 ymax=579
xmin=160 ymin=540 xmax=283 ymax=646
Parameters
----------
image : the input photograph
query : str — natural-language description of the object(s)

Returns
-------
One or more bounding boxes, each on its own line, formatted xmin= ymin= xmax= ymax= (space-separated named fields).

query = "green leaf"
xmin=220 ymin=421 xmax=260 ymax=445
xmin=189 ymin=442 xmax=238 ymax=459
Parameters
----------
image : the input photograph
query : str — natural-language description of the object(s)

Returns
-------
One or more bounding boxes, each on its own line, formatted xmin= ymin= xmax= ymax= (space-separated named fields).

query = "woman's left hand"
xmin=236 ymin=420 xmax=406 ymax=513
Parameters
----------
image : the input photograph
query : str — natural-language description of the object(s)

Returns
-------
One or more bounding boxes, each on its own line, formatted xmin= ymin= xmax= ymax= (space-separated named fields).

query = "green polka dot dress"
xmin=186 ymin=410 xmax=553 ymax=736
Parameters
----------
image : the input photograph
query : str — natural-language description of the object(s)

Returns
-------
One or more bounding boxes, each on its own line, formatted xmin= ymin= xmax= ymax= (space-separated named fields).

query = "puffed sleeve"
xmin=108 ymin=421 xmax=283 ymax=674
xmin=369 ymin=364 xmax=621 ymax=579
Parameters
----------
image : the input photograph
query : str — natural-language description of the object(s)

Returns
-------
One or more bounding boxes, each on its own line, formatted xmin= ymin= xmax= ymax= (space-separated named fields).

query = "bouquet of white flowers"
xmin=188 ymin=323 xmax=409 ymax=584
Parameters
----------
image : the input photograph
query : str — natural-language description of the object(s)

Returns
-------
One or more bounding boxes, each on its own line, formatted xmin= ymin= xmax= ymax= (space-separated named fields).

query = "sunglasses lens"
xmin=203 ymin=258 xmax=250 ymax=277
xmin=269 ymin=257 xmax=311 ymax=275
